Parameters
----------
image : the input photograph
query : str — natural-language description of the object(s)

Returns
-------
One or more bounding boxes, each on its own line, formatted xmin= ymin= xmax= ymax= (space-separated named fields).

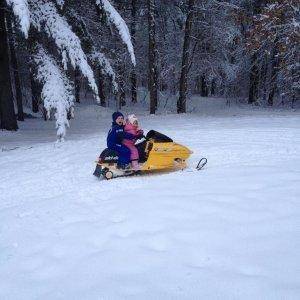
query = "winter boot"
xmin=131 ymin=160 xmax=140 ymax=171
xmin=117 ymin=163 xmax=131 ymax=170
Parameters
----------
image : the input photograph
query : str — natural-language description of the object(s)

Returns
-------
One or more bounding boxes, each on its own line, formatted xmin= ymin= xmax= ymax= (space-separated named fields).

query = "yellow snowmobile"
xmin=93 ymin=130 xmax=206 ymax=180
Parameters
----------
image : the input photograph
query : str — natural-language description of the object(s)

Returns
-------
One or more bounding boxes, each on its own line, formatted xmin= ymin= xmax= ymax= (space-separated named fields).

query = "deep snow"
xmin=1 ymin=100 xmax=300 ymax=299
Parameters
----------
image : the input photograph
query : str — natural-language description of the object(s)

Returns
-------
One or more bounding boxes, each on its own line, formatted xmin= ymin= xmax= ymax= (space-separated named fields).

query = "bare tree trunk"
xmin=201 ymin=74 xmax=208 ymax=97
xmin=248 ymin=53 xmax=259 ymax=104
xmin=27 ymin=29 xmax=41 ymax=113
xmin=7 ymin=13 xmax=24 ymax=121
xmin=30 ymin=71 xmax=40 ymax=113
xmin=195 ymin=75 xmax=201 ymax=94
xmin=98 ymin=69 xmax=106 ymax=107
xmin=148 ymin=0 xmax=158 ymax=114
xmin=248 ymin=0 xmax=264 ymax=104
xmin=130 ymin=0 xmax=138 ymax=103
xmin=116 ymin=60 xmax=126 ymax=108
xmin=119 ymin=77 xmax=126 ymax=108
xmin=260 ymin=53 xmax=268 ymax=102
xmin=75 ymin=67 xmax=81 ymax=103
xmin=268 ymin=46 xmax=279 ymax=106
xmin=211 ymin=79 xmax=216 ymax=96
xmin=0 ymin=2 xmax=18 ymax=130
xmin=177 ymin=0 xmax=195 ymax=113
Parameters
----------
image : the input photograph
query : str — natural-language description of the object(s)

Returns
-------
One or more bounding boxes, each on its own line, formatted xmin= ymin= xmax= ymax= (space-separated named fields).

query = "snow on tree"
xmin=89 ymin=49 xmax=118 ymax=92
xmin=96 ymin=0 xmax=136 ymax=66
xmin=5 ymin=0 xmax=30 ymax=37
xmin=33 ymin=45 xmax=74 ymax=140
xmin=251 ymin=0 xmax=300 ymax=102
xmin=4 ymin=0 xmax=137 ymax=138
xmin=30 ymin=0 xmax=99 ymax=101
xmin=55 ymin=0 xmax=64 ymax=9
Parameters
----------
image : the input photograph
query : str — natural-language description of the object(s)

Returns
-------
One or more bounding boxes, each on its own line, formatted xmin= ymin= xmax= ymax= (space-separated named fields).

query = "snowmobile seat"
xmin=146 ymin=130 xmax=173 ymax=142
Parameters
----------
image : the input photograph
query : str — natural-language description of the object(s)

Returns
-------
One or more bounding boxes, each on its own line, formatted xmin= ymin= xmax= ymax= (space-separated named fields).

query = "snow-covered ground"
xmin=1 ymin=99 xmax=300 ymax=299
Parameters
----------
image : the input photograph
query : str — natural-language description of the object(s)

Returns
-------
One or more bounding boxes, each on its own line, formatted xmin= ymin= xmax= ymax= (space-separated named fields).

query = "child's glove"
xmin=136 ymin=130 xmax=144 ymax=139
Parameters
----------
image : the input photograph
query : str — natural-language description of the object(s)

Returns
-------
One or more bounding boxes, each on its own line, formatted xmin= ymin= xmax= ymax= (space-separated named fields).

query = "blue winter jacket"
xmin=107 ymin=123 xmax=135 ymax=148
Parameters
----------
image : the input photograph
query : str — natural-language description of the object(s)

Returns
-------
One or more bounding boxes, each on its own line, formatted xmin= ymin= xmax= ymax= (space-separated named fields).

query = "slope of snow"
xmin=0 ymin=102 xmax=300 ymax=299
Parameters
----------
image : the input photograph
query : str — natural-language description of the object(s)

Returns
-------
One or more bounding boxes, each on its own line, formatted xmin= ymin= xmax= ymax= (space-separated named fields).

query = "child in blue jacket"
xmin=107 ymin=112 xmax=142 ymax=169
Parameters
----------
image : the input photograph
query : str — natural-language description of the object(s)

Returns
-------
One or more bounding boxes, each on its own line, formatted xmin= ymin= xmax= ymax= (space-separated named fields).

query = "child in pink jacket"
xmin=122 ymin=114 xmax=143 ymax=171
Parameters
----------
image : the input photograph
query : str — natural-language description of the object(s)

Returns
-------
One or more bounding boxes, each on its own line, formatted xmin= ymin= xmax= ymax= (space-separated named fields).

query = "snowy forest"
xmin=1 ymin=1 xmax=300 ymax=299
xmin=0 ymin=0 xmax=299 ymax=138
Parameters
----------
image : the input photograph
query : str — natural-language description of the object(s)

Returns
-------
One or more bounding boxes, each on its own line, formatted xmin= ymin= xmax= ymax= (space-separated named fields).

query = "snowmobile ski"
xmin=196 ymin=158 xmax=207 ymax=170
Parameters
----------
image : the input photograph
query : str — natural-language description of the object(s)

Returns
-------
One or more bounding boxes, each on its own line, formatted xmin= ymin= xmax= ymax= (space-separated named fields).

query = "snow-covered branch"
xmin=33 ymin=45 xmax=74 ymax=140
xmin=6 ymin=0 xmax=30 ymax=37
xmin=55 ymin=0 xmax=64 ymax=9
xmin=96 ymin=0 xmax=136 ymax=66
xmin=89 ymin=50 xmax=118 ymax=92
xmin=30 ymin=0 xmax=99 ymax=102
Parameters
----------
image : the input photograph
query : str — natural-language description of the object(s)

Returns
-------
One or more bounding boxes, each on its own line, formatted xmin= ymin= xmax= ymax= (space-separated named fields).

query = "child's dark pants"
xmin=110 ymin=144 xmax=131 ymax=165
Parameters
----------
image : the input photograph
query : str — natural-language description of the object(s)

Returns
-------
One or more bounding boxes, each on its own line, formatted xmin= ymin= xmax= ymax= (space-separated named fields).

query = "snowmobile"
xmin=93 ymin=130 xmax=206 ymax=180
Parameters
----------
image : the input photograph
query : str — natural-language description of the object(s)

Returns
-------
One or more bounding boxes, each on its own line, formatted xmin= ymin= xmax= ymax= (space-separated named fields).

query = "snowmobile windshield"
xmin=146 ymin=130 xmax=173 ymax=142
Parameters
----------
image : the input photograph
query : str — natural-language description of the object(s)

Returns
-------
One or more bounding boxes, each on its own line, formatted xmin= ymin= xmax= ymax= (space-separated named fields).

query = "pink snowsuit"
xmin=122 ymin=123 xmax=139 ymax=162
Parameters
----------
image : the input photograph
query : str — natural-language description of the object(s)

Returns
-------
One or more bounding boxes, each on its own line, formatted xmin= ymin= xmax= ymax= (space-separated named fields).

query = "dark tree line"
xmin=0 ymin=0 xmax=299 ymax=133
xmin=0 ymin=0 xmax=18 ymax=130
